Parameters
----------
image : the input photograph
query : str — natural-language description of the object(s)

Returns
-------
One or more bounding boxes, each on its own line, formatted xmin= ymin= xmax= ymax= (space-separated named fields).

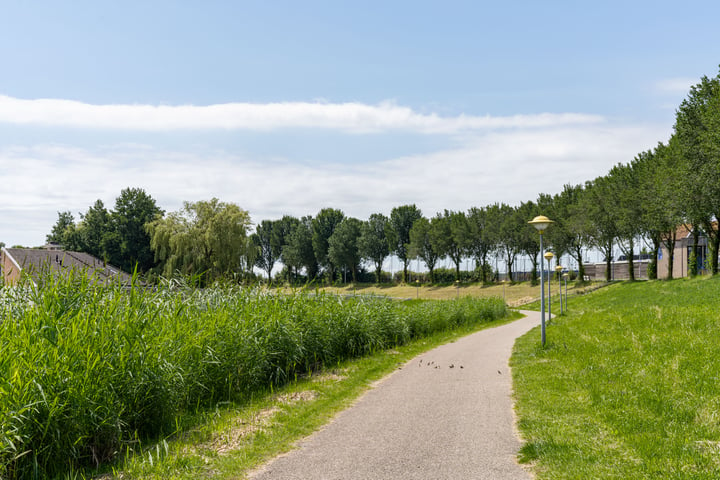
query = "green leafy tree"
xmin=634 ymin=142 xmax=685 ymax=279
xmin=358 ymin=213 xmax=390 ymax=283
xmin=409 ymin=216 xmax=440 ymax=283
xmin=517 ymin=201 xmax=541 ymax=284
xmin=388 ymin=204 xmax=423 ymax=283
xmin=112 ymin=187 xmax=163 ymax=273
xmin=495 ymin=204 xmax=524 ymax=281
xmin=559 ymin=185 xmax=591 ymax=280
xmin=312 ymin=208 xmax=345 ymax=282
xmin=146 ymin=198 xmax=251 ymax=284
xmin=466 ymin=206 xmax=494 ymax=283
xmin=46 ymin=211 xmax=76 ymax=245
xmin=674 ymin=69 xmax=720 ymax=274
xmin=282 ymin=216 xmax=317 ymax=281
xmin=241 ymin=235 xmax=260 ymax=281
xmin=274 ymin=215 xmax=301 ymax=281
xmin=328 ymin=217 xmax=362 ymax=282
xmin=76 ymin=200 xmax=111 ymax=259
xmin=583 ymin=176 xmax=617 ymax=281
xmin=431 ymin=210 xmax=468 ymax=281
xmin=252 ymin=220 xmax=283 ymax=281
xmin=605 ymin=163 xmax=643 ymax=281
xmin=537 ymin=185 xmax=591 ymax=281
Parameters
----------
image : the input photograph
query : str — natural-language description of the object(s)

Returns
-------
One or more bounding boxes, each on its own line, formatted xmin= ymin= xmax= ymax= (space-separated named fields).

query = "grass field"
xmin=512 ymin=276 xmax=720 ymax=479
xmin=293 ymin=279 xmax=594 ymax=306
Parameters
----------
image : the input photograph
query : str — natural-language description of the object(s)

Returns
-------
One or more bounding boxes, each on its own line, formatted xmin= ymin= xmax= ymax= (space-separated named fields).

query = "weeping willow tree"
xmin=146 ymin=198 xmax=251 ymax=285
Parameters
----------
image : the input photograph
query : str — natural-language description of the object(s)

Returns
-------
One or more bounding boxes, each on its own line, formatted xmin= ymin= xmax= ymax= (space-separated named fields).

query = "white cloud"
xmin=654 ymin=77 xmax=696 ymax=95
xmin=0 ymin=120 xmax=668 ymax=248
xmin=0 ymin=95 xmax=603 ymax=133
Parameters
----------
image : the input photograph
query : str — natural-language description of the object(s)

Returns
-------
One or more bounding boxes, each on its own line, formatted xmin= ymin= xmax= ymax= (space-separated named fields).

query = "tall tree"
xmin=146 ymin=198 xmax=250 ymax=284
xmin=557 ymin=185 xmax=591 ymax=280
xmin=674 ymin=69 xmax=720 ymax=274
xmin=409 ymin=216 xmax=440 ymax=283
xmin=606 ymin=163 xmax=643 ymax=281
xmin=431 ymin=210 xmax=468 ymax=281
xmin=583 ymin=176 xmax=617 ymax=282
xmin=112 ymin=187 xmax=163 ymax=273
xmin=328 ymin=217 xmax=362 ymax=282
xmin=388 ymin=204 xmax=423 ymax=283
xmin=517 ymin=201 xmax=541 ymax=284
xmin=358 ymin=213 xmax=390 ymax=283
xmin=496 ymin=203 xmax=524 ymax=281
xmin=47 ymin=211 xmax=76 ymax=245
xmin=282 ymin=216 xmax=317 ymax=281
xmin=312 ymin=208 xmax=345 ymax=282
xmin=635 ymin=142 xmax=684 ymax=280
xmin=77 ymin=200 xmax=111 ymax=259
xmin=274 ymin=215 xmax=301 ymax=281
xmin=252 ymin=220 xmax=283 ymax=281
xmin=466 ymin=206 xmax=494 ymax=283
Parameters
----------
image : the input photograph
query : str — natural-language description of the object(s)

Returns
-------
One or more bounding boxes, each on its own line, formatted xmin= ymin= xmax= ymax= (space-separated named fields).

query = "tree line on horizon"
xmin=44 ymin=67 xmax=720 ymax=285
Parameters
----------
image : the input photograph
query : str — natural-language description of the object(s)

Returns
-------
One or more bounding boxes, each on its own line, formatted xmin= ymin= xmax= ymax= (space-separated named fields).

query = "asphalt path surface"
xmin=249 ymin=311 xmax=539 ymax=480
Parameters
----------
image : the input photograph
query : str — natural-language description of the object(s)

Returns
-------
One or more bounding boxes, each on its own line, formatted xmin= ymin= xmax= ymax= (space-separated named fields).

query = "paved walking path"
xmin=249 ymin=311 xmax=539 ymax=480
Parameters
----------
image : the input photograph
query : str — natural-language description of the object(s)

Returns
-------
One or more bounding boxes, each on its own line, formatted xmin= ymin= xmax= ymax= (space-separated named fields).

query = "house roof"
xmin=675 ymin=224 xmax=692 ymax=239
xmin=670 ymin=221 xmax=719 ymax=240
xmin=2 ymin=248 xmax=133 ymax=285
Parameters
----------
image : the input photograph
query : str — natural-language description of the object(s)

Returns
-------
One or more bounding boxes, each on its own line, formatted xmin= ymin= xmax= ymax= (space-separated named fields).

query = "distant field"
xmin=294 ymin=280 xmax=592 ymax=306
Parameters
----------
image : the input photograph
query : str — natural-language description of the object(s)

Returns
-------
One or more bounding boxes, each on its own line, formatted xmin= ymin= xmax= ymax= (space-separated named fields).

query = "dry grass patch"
xmin=509 ymin=296 xmax=536 ymax=307
xmin=201 ymin=408 xmax=280 ymax=456
xmin=202 ymin=390 xmax=321 ymax=456
xmin=312 ymin=371 xmax=348 ymax=383
xmin=276 ymin=390 xmax=318 ymax=405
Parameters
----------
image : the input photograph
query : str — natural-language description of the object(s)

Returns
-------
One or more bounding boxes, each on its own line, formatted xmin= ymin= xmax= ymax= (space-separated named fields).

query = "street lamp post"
xmin=416 ymin=279 xmax=419 ymax=299
xmin=556 ymin=265 xmax=563 ymax=315
xmin=529 ymin=215 xmax=554 ymax=347
xmin=544 ymin=251 xmax=554 ymax=322
xmin=562 ymin=272 xmax=569 ymax=312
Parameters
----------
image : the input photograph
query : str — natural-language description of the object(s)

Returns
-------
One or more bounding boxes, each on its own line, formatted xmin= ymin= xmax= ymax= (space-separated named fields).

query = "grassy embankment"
xmin=297 ymin=279 xmax=594 ymax=306
xmin=512 ymin=276 xmax=720 ymax=479
xmin=0 ymin=274 xmax=511 ymax=480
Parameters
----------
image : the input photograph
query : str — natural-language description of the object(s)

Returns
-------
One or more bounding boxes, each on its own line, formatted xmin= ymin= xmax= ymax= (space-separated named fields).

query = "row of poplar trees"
xmin=247 ymin=67 xmax=720 ymax=284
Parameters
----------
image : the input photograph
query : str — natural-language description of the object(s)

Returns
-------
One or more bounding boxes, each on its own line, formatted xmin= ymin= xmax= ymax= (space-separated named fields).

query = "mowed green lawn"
xmin=512 ymin=276 xmax=720 ymax=479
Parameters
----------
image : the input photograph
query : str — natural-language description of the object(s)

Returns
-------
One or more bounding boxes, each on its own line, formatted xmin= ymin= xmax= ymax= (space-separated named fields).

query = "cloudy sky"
xmin=0 ymin=0 xmax=718 ymax=248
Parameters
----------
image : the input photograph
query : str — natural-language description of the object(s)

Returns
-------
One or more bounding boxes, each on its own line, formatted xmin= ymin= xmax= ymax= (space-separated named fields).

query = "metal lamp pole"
xmin=556 ymin=265 xmax=563 ymax=315
xmin=563 ymin=272 xmax=569 ymax=312
xmin=544 ymin=251 xmax=554 ymax=322
xmin=529 ymin=216 xmax=554 ymax=347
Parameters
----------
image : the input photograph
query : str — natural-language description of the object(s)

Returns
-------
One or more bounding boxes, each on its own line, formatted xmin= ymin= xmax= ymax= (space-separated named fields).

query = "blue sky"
xmin=0 ymin=0 xmax=718 ymax=249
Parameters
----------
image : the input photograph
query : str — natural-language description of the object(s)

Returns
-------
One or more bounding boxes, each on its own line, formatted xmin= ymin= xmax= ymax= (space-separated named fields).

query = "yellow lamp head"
xmin=529 ymin=215 xmax=554 ymax=233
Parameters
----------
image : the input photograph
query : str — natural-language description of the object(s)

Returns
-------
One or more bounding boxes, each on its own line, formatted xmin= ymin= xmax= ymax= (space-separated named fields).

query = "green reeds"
xmin=0 ymin=273 xmax=507 ymax=479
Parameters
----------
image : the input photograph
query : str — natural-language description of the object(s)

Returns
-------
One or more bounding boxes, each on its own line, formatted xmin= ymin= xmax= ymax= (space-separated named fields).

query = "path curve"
xmin=248 ymin=311 xmax=539 ymax=480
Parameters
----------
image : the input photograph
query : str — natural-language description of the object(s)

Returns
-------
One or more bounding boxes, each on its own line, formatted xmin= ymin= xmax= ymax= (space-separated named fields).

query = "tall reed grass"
xmin=0 ymin=273 xmax=507 ymax=479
